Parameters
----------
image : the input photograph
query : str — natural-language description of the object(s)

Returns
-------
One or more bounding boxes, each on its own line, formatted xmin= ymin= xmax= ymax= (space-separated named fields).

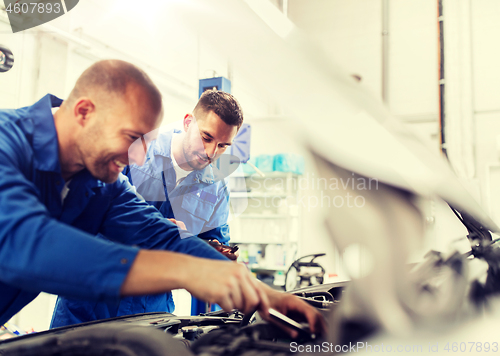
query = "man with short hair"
xmin=129 ymin=90 xmax=242 ymax=245
xmin=0 ymin=59 xmax=324 ymax=337
xmin=128 ymin=90 xmax=243 ymax=315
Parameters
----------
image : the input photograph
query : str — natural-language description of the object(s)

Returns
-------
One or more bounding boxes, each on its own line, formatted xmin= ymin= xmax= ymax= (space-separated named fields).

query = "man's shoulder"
xmin=110 ymin=173 xmax=133 ymax=190
xmin=0 ymin=108 xmax=19 ymax=124
xmin=0 ymin=108 xmax=32 ymax=156
xmin=0 ymin=106 xmax=28 ymax=132
xmin=0 ymin=96 xmax=55 ymax=150
xmin=148 ymin=129 xmax=178 ymax=158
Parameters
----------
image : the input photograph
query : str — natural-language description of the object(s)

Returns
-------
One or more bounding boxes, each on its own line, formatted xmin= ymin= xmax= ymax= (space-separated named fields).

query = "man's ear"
xmin=183 ymin=113 xmax=195 ymax=132
xmin=73 ymin=98 xmax=95 ymax=127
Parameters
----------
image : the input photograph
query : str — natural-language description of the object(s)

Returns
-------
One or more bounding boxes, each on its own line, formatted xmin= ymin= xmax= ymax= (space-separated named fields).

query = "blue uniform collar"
xmin=151 ymin=129 xmax=215 ymax=184
xmin=29 ymin=94 xmax=63 ymax=173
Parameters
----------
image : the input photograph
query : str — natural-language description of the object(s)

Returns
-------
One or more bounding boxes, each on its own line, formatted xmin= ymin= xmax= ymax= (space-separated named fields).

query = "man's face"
xmin=78 ymin=88 xmax=161 ymax=183
xmin=182 ymin=110 xmax=239 ymax=170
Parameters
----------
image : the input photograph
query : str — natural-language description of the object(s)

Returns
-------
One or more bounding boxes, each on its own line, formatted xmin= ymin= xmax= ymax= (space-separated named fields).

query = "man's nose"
xmin=206 ymin=142 xmax=218 ymax=160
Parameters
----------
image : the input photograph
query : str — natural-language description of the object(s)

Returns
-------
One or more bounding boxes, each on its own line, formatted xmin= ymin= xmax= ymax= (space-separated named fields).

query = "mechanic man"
xmin=52 ymin=90 xmax=242 ymax=326
xmin=126 ymin=90 xmax=242 ymax=311
xmin=0 ymin=59 xmax=324 ymax=337
xmin=125 ymin=90 xmax=240 ymax=251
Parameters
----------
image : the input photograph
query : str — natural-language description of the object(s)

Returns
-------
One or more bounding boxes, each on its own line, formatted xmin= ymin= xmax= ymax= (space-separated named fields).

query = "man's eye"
xmin=202 ymin=136 xmax=211 ymax=142
xmin=129 ymin=135 xmax=140 ymax=141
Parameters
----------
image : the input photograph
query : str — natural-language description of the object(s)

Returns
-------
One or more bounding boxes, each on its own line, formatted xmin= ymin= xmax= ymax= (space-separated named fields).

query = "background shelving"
xmin=228 ymin=171 xmax=302 ymax=286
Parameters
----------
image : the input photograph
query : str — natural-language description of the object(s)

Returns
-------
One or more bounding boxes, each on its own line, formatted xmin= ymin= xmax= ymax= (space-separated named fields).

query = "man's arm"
xmin=0 ymin=141 xmax=138 ymax=301
xmin=120 ymin=249 xmax=264 ymax=313
xmin=121 ymin=249 xmax=326 ymax=336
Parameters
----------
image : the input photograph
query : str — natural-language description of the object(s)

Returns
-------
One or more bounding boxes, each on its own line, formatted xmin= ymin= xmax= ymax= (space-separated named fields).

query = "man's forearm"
xmin=122 ymin=250 xmax=326 ymax=337
xmin=120 ymin=249 xmax=263 ymax=313
xmin=120 ymin=249 xmax=191 ymax=295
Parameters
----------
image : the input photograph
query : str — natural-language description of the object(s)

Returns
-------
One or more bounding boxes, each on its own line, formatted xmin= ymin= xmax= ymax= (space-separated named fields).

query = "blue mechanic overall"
xmin=0 ymin=94 xmax=228 ymax=327
xmin=123 ymin=129 xmax=232 ymax=314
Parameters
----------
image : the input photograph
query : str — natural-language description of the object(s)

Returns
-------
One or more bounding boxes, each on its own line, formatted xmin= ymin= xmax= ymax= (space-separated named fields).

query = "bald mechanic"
xmin=0 ymin=60 xmax=324 ymax=337
xmin=52 ymin=90 xmax=241 ymax=327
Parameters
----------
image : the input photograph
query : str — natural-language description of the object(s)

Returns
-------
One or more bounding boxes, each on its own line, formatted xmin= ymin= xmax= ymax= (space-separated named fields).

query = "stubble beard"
xmin=81 ymin=128 xmax=119 ymax=183
xmin=182 ymin=139 xmax=208 ymax=171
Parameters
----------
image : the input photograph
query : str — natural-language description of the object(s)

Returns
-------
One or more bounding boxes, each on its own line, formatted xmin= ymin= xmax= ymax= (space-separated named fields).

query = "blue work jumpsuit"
xmin=125 ymin=129 xmax=231 ymax=243
xmin=123 ymin=129 xmax=232 ymax=314
xmin=0 ymin=94 xmax=227 ymax=327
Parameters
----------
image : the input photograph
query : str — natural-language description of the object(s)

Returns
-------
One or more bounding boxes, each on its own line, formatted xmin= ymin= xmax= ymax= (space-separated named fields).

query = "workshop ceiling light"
xmin=243 ymin=0 xmax=294 ymax=39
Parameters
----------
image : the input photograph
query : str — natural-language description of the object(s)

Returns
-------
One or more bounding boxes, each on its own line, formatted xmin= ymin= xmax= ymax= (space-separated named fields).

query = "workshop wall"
xmin=286 ymin=0 xmax=500 ymax=257
xmin=469 ymin=0 xmax=500 ymax=224
xmin=285 ymin=0 xmax=442 ymax=271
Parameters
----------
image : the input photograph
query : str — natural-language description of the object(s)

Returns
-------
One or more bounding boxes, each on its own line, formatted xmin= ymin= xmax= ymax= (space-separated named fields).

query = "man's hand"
xmin=122 ymin=250 xmax=269 ymax=315
xmin=208 ymin=239 xmax=239 ymax=261
xmin=258 ymin=284 xmax=328 ymax=339
xmin=183 ymin=257 xmax=269 ymax=314
xmin=121 ymin=250 xmax=326 ymax=338
xmin=167 ymin=218 xmax=186 ymax=230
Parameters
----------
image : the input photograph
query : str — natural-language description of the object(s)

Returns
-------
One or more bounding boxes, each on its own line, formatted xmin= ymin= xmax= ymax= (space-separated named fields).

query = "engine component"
xmin=284 ymin=253 xmax=326 ymax=292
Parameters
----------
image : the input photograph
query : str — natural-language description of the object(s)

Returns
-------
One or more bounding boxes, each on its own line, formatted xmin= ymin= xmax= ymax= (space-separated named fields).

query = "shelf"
xmin=228 ymin=170 xmax=301 ymax=273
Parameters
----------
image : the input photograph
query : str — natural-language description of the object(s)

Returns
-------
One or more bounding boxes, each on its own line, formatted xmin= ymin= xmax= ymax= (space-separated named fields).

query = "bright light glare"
xmin=243 ymin=0 xmax=294 ymax=38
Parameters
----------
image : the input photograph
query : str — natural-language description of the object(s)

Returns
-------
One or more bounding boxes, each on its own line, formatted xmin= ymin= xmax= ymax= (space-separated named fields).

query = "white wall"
xmin=284 ymin=0 xmax=500 ymax=272
xmin=289 ymin=0 xmax=382 ymax=99
xmin=470 ymin=0 xmax=500 ymax=223
xmin=0 ymin=21 xmax=38 ymax=108
xmin=285 ymin=0 xmax=441 ymax=274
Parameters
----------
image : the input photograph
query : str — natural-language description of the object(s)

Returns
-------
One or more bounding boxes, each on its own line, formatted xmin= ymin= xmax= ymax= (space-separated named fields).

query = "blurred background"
xmin=1 ymin=0 xmax=500 ymax=333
